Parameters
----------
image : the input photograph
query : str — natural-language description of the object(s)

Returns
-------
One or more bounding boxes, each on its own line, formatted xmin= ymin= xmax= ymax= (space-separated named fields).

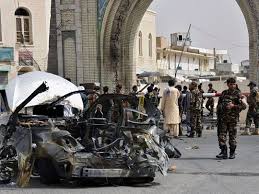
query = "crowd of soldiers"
xmin=78 ymin=77 xmax=258 ymax=160
xmin=159 ymin=78 xmax=259 ymax=160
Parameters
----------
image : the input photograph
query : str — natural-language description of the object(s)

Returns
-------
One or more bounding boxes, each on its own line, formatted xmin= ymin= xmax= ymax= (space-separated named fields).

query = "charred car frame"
xmin=0 ymin=82 xmax=169 ymax=187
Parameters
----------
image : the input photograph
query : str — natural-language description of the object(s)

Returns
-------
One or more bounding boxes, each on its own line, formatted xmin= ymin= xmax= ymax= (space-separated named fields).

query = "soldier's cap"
xmin=248 ymin=81 xmax=257 ymax=86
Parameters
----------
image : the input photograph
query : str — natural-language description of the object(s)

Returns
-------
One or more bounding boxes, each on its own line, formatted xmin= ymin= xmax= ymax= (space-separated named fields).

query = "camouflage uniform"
xmin=190 ymin=88 xmax=203 ymax=137
xmin=246 ymin=88 xmax=259 ymax=129
xmin=206 ymin=88 xmax=217 ymax=115
xmin=198 ymin=88 xmax=205 ymax=117
xmin=217 ymin=89 xmax=246 ymax=150
xmin=144 ymin=92 xmax=161 ymax=121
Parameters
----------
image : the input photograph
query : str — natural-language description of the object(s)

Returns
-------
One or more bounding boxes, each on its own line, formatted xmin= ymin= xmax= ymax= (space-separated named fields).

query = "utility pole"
xmin=213 ymin=48 xmax=216 ymax=70
xmin=175 ymin=24 xmax=191 ymax=78
xmin=168 ymin=52 xmax=171 ymax=70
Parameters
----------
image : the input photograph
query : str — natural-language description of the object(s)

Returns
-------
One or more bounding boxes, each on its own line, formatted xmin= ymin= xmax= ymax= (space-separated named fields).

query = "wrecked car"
xmin=41 ymin=92 xmax=180 ymax=159
xmin=0 ymin=82 xmax=168 ymax=187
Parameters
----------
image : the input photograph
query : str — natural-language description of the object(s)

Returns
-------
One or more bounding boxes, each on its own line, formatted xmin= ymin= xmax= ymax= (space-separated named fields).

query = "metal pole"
xmin=213 ymin=48 xmax=216 ymax=69
xmin=175 ymin=24 xmax=191 ymax=78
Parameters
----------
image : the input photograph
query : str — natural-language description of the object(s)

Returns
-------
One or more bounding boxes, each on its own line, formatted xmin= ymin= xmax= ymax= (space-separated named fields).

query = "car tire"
xmin=38 ymin=159 xmax=60 ymax=184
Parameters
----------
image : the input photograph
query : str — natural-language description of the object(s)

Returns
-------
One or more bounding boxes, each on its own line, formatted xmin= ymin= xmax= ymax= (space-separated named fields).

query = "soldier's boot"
xmin=241 ymin=128 xmax=251 ymax=136
xmin=229 ymin=146 xmax=236 ymax=159
xmin=179 ymin=126 xmax=183 ymax=136
xmin=252 ymin=128 xmax=259 ymax=135
xmin=187 ymin=129 xmax=195 ymax=138
xmin=197 ymin=130 xmax=202 ymax=137
xmin=187 ymin=132 xmax=194 ymax=138
xmin=216 ymin=146 xmax=228 ymax=159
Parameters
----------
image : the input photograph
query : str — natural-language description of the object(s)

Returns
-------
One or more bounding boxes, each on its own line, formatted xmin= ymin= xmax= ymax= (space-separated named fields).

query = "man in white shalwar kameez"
xmin=161 ymin=79 xmax=180 ymax=137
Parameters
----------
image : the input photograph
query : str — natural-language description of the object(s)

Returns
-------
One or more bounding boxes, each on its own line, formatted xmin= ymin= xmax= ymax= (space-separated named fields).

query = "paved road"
xmin=1 ymin=130 xmax=259 ymax=194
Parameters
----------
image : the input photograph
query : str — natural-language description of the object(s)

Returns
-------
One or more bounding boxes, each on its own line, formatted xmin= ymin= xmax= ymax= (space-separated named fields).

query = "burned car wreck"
xmin=0 ymin=82 xmax=169 ymax=187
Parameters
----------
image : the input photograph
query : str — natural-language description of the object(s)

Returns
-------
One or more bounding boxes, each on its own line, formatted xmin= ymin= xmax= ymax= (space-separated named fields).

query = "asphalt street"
xmin=1 ymin=129 xmax=259 ymax=194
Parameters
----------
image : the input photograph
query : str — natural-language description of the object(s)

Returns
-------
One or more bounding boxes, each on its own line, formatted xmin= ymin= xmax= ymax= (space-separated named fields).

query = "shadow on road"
xmin=170 ymin=171 xmax=259 ymax=177
xmin=20 ymin=177 xmax=161 ymax=189
xmin=176 ymin=157 xmax=217 ymax=161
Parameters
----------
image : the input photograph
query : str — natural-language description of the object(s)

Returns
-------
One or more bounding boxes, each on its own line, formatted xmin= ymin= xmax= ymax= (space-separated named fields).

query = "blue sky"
xmin=149 ymin=0 xmax=249 ymax=64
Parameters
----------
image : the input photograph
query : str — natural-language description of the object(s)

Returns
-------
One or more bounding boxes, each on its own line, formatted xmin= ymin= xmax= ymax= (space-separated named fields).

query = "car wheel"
xmin=38 ymin=159 xmax=60 ymax=184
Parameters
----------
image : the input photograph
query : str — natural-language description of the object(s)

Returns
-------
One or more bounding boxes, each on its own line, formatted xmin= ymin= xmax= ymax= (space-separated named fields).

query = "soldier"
xmin=129 ymin=85 xmax=139 ymax=120
xmin=102 ymin=86 xmax=113 ymax=122
xmin=205 ymin=83 xmax=217 ymax=116
xmin=243 ymin=81 xmax=259 ymax=135
xmin=198 ymin=83 xmax=205 ymax=117
xmin=182 ymin=86 xmax=192 ymax=136
xmin=129 ymin=85 xmax=139 ymax=109
xmin=144 ymin=86 xmax=161 ymax=121
xmin=175 ymin=85 xmax=183 ymax=136
xmin=115 ymin=84 xmax=123 ymax=94
xmin=188 ymin=82 xmax=203 ymax=138
xmin=216 ymin=78 xmax=247 ymax=159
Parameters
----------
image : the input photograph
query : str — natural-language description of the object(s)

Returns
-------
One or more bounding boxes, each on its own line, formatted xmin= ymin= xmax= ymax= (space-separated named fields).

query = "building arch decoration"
xmin=148 ymin=33 xmax=152 ymax=57
xmin=139 ymin=31 xmax=143 ymax=56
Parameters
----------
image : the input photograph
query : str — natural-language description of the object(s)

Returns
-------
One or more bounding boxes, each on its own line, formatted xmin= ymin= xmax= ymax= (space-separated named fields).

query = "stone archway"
xmin=100 ymin=0 xmax=259 ymax=90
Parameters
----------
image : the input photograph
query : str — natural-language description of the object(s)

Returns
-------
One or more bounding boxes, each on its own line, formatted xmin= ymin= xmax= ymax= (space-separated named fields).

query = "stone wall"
xmin=48 ymin=0 xmax=98 ymax=86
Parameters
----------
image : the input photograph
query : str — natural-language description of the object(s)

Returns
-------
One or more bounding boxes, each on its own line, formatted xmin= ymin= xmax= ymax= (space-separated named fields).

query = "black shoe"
xmin=187 ymin=133 xmax=194 ymax=138
xmin=229 ymin=147 xmax=236 ymax=159
xmin=216 ymin=146 xmax=228 ymax=159
xmin=229 ymin=152 xmax=235 ymax=159
xmin=197 ymin=132 xmax=202 ymax=137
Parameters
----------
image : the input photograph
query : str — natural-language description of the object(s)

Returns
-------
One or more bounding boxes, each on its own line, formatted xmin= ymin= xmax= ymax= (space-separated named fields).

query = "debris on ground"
xmin=185 ymin=145 xmax=200 ymax=150
xmin=192 ymin=145 xmax=200 ymax=149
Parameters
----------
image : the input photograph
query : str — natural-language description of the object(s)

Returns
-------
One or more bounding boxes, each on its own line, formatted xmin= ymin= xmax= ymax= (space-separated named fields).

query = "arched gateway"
xmin=100 ymin=0 xmax=259 ymax=90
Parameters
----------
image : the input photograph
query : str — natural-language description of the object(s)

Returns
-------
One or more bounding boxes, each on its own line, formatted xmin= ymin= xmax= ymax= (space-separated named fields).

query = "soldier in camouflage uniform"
xmin=188 ymin=82 xmax=203 ymax=138
xmin=206 ymin=83 xmax=217 ymax=116
xmin=216 ymin=78 xmax=247 ymax=159
xmin=243 ymin=81 xmax=259 ymax=135
xmin=198 ymin=84 xmax=205 ymax=116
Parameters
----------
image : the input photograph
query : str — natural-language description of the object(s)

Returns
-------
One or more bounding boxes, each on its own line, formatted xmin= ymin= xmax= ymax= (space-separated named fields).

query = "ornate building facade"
xmin=48 ymin=0 xmax=259 ymax=90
